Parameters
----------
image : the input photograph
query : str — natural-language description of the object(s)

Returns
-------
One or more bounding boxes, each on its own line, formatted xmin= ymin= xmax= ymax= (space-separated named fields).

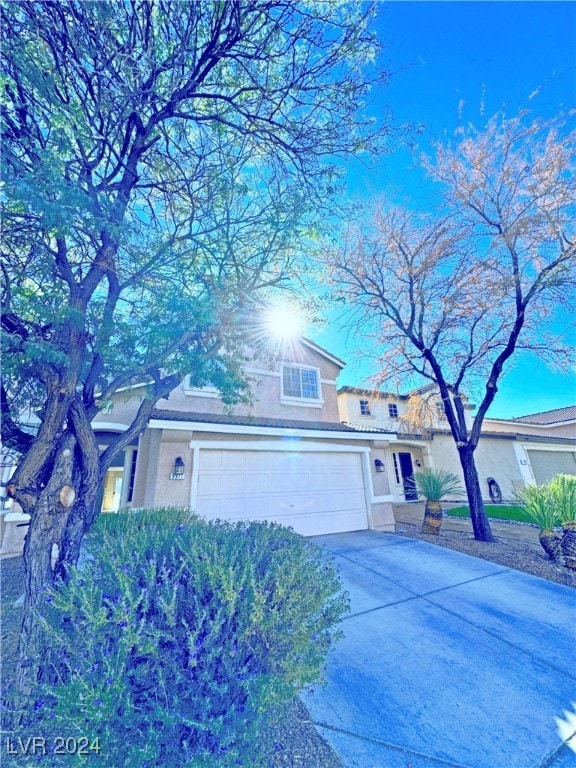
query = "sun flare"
xmin=264 ymin=305 xmax=306 ymax=343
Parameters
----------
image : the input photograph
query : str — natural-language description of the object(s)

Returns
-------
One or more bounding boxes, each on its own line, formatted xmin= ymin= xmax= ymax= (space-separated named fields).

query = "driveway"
xmin=302 ymin=531 xmax=576 ymax=768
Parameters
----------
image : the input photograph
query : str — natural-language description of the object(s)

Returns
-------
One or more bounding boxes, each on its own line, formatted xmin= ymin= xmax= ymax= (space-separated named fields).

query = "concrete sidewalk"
xmin=303 ymin=531 xmax=576 ymax=768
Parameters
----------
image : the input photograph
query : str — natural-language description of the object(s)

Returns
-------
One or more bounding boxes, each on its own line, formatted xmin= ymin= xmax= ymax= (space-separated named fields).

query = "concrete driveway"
xmin=303 ymin=531 xmax=576 ymax=768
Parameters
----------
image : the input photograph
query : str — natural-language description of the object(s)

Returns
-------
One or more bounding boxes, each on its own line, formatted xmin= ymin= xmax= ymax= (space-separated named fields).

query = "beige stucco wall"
xmin=337 ymin=389 xmax=474 ymax=433
xmin=94 ymin=341 xmax=342 ymax=429
xmin=338 ymin=391 xmax=404 ymax=431
xmin=428 ymin=434 xmax=525 ymax=501
xmin=370 ymin=502 xmax=395 ymax=531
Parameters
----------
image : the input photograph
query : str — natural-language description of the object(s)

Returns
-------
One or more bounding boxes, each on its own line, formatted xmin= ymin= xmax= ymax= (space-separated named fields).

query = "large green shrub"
xmin=516 ymin=483 xmax=559 ymax=531
xmin=24 ymin=508 xmax=348 ymax=767
xmin=548 ymin=474 xmax=576 ymax=524
xmin=517 ymin=474 xmax=576 ymax=529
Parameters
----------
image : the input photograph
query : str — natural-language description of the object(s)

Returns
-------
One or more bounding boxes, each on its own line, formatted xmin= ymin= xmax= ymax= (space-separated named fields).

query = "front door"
xmin=398 ymin=452 xmax=418 ymax=501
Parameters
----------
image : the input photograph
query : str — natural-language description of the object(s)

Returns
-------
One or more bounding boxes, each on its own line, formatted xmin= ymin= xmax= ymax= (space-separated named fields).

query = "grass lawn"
xmin=447 ymin=505 xmax=529 ymax=523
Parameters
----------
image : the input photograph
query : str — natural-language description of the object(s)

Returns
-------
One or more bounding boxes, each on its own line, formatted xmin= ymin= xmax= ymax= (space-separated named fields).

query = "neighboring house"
xmin=483 ymin=407 xmax=576 ymax=486
xmin=89 ymin=339 xmax=397 ymax=538
xmin=337 ymin=388 xmax=576 ymax=503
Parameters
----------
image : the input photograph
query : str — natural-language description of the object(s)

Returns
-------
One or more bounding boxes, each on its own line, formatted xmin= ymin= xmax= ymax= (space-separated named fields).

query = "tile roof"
xmin=151 ymin=409 xmax=394 ymax=435
xmin=338 ymin=386 xmax=408 ymax=400
xmin=510 ymin=405 xmax=576 ymax=425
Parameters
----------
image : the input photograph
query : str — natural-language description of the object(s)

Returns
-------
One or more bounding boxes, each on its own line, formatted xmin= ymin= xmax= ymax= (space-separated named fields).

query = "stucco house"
xmin=89 ymin=338 xmax=398 ymax=539
xmin=337 ymin=388 xmax=576 ymax=503
xmin=2 ymin=338 xmax=575 ymax=555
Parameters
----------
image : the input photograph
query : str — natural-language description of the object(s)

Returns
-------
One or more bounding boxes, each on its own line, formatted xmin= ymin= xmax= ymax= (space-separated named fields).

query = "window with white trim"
xmin=388 ymin=403 xmax=399 ymax=418
xmin=359 ymin=399 xmax=371 ymax=416
xmin=281 ymin=365 xmax=320 ymax=401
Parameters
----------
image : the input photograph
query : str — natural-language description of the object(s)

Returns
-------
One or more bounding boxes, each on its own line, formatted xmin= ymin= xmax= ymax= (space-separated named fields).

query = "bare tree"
xmin=327 ymin=109 xmax=576 ymax=541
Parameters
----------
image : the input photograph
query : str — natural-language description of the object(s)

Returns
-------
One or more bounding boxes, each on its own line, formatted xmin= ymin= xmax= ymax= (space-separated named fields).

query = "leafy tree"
xmin=327 ymin=109 xmax=575 ymax=541
xmin=1 ymin=0 xmax=390 ymax=696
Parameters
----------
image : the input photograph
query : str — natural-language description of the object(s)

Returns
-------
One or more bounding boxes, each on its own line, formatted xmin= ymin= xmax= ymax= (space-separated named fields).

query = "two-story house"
xmin=338 ymin=387 xmax=576 ymax=503
xmin=91 ymin=338 xmax=397 ymax=537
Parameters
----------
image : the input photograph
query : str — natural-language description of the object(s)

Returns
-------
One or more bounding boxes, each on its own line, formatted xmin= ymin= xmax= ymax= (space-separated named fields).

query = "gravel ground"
xmin=2 ymin=525 xmax=573 ymax=767
xmin=394 ymin=520 xmax=576 ymax=589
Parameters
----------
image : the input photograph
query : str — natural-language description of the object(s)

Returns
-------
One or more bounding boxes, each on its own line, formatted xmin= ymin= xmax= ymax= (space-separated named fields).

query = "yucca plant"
xmin=516 ymin=483 xmax=563 ymax=563
xmin=549 ymin=474 xmax=576 ymax=570
xmin=413 ymin=468 xmax=464 ymax=536
xmin=548 ymin=474 xmax=576 ymax=524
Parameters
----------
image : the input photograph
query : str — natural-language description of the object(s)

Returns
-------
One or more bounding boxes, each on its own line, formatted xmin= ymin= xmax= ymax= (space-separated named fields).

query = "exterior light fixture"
xmin=170 ymin=456 xmax=185 ymax=480
xmin=414 ymin=460 xmax=422 ymax=468
xmin=374 ymin=459 xmax=385 ymax=473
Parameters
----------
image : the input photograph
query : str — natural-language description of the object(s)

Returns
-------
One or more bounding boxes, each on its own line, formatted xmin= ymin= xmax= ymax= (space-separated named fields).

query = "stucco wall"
xmin=152 ymin=435 xmax=194 ymax=508
xmin=94 ymin=341 xmax=342 ymax=428
xmin=338 ymin=391 xmax=404 ymax=431
xmin=428 ymin=434 xmax=525 ymax=501
xmin=338 ymin=390 xmax=474 ymax=433
xmin=132 ymin=427 xmax=391 ymax=527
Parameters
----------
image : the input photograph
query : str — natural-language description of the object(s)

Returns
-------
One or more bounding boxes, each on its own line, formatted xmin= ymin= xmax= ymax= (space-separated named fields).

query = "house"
xmin=482 ymin=406 xmax=576 ymax=486
xmin=90 ymin=338 xmax=397 ymax=538
xmin=2 ymin=336 xmax=574 ymax=555
xmin=337 ymin=388 xmax=576 ymax=503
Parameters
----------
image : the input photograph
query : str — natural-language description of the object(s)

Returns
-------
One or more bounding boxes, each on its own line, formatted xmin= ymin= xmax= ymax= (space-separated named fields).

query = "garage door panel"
xmin=198 ymin=472 xmax=246 ymax=495
xmin=528 ymin=450 xmax=576 ymax=486
xmin=269 ymin=472 xmax=310 ymax=492
xmin=247 ymin=475 xmax=269 ymax=492
xmin=196 ymin=449 xmax=369 ymax=536
xmin=329 ymin=490 xmax=366 ymax=512
xmin=201 ymin=451 xmax=224 ymax=469
xmin=226 ymin=452 xmax=248 ymax=469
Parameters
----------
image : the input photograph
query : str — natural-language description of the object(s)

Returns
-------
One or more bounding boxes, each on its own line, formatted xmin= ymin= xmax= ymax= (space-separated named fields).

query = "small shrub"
xmin=548 ymin=474 xmax=576 ymax=524
xmin=516 ymin=484 xmax=558 ymax=531
xmin=412 ymin=468 xmax=464 ymax=502
xmin=24 ymin=508 xmax=349 ymax=767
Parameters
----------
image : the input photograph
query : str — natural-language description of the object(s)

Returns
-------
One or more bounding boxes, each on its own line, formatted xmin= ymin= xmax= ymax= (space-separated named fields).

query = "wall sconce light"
xmin=170 ymin=456 xmax=185 ymax=480
xmin=414 ymin=460 xmax=422 ymax=468
xmin=374 ymin=459 xmax=385 ymax=473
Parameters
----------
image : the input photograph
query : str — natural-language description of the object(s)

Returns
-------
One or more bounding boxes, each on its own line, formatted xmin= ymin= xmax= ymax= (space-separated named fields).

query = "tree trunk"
xmin=54 ymin=493 xmax=99 ymax=582
xmin=14 ymin=436 xmax=78 ymax=708
xmin=458 ymin=445 xmax=494 ymax=542
xmin=561 ymin=522 xmax=576 ymax=570
xmin=421 ymin=500 xmax=443 ymax=535
xmin=539 ymin=530 xmax=564 ymax=563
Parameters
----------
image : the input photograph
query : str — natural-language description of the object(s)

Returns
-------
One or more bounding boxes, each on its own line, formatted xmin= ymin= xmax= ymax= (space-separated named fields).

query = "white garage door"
xmin=527 ymin=450 xmax=576 ymax=486
xmin=196 ymin=449 xmax=369 ymax=536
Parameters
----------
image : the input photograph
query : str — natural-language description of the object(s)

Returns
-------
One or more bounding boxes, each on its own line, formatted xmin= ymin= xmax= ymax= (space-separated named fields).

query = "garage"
xmin=527 ymin=449 xmax=576 ymax=485
xmin=195 ymin=447 xmax=369 ymax=536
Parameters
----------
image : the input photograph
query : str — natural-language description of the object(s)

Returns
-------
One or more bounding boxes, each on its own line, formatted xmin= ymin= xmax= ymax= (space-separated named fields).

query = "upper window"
xmin=282 ymin=365 xmax=320 ymax=401
xmin=436 ymin=403 xmax=447 ymax=421
xmin=359 ymin=399 xmax=371 ymax=416
xmin=388 ymin=403 xmax=399 ymax=418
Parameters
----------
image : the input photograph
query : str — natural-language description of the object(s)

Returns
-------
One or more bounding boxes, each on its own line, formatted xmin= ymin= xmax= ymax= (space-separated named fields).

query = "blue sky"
xmin=311 ymin=0 xmax=576 ymax=419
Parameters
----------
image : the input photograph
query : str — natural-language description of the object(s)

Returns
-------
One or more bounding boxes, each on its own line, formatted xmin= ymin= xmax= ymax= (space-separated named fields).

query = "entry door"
xmin=398 ymin=452 xmax=418 ymax=501
xmin=102 ymin=468 xmax=124 ymax=512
